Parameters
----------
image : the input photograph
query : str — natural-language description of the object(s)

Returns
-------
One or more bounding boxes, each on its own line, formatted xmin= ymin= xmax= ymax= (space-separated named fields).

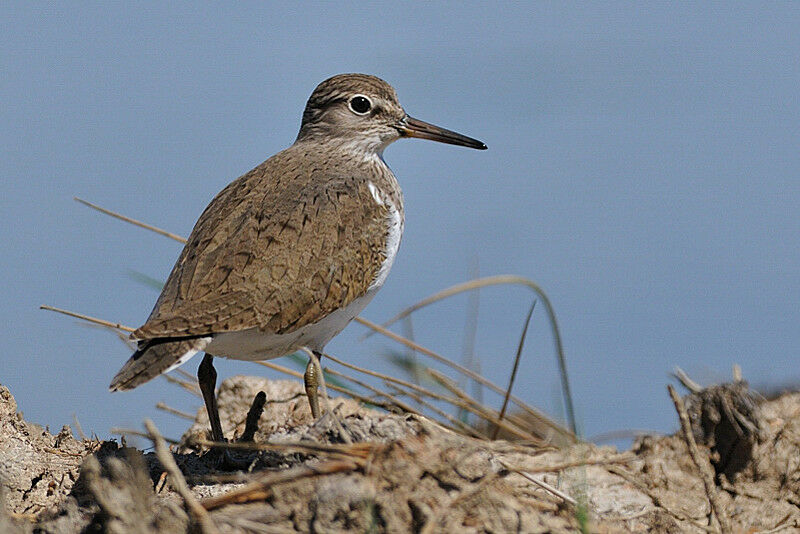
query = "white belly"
xmin=205 ymin=289 xmax=378 ymax=361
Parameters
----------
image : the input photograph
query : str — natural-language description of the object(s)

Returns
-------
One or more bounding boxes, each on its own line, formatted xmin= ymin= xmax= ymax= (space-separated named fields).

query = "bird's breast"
xmin=366 ymin=179 xmax=403 ymax=291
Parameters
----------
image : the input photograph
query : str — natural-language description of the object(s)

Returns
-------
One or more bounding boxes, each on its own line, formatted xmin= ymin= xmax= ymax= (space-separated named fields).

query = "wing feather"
xmin=134 ymin=149 xmax=396 ymax=341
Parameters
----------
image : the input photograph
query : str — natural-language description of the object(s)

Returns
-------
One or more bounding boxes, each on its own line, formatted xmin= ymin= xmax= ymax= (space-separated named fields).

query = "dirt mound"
xmin=2 ymin=376 xmax=799 ymax=533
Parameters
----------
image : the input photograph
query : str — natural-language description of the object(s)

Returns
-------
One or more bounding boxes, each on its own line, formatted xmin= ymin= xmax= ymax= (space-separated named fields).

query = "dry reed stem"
xmin=324 ymin=352 xmax=531 ymax=440
xmin=400 ymin=314 xmax=421 ymax=393
xmin=355 ymin=315 xmax=574 ymax=443
xmin=155 ymin=402 xmax=195 ymax=421
xmin=253 ymin=360 xmax=398 ymax=410
xmin=39 ymin=304 xmax=134 ymax=332
xmin=363 ymin=274 xmax=576 ymax=435
xmin=75 ymin=197 xmax=189 ymax=244
xmin=161 ymin=373 xmax=203 ymax=398
xmin=144 ymin=419 xmax=219 ymax=534
xmin=200 ymin=460 xmax=358 ymax=511
xmin=667 ymin=384 xmax=731 ymax=534
xmin=188 ymin=438 xmax=381 ymax=459
xmin=174 ymin=368 xmax=198 ymax=382
xmin=326 ymin=352 xmax=455 ymax=403
xmin=322 ymin=367 xmax=420 ymax=416
xmin=384 ymin=383 xmax=488 ymax=439
xmin=427 ymin=368 xmax=548 ymax=445
xmin=461 ymin=260 xmax=482 ymax=404
xmin=503 ymin=453 xmax=635 ymax=475
xmin=498 ymin=460 xmax=577 ymax=507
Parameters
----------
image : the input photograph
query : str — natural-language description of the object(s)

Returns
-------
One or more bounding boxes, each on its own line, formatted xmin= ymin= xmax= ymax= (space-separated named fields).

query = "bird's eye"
xmin=348 ymin=95 xmax=372 ymax=115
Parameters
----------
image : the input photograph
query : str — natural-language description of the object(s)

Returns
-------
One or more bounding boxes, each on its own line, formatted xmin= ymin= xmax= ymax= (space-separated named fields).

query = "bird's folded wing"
xmin=132 ymin=290 xmax=257 ymax=339
xmin=134 ymin=161 xmax=392 ymax=341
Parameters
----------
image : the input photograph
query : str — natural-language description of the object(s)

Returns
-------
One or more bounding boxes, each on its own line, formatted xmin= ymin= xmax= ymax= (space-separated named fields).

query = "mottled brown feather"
xmin=132 ymin=146 xmax=402 ymax=341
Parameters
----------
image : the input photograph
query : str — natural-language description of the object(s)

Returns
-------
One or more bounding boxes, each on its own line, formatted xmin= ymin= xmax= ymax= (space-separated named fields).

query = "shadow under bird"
xmin=110 ymin=73 xmax=487 ymax=443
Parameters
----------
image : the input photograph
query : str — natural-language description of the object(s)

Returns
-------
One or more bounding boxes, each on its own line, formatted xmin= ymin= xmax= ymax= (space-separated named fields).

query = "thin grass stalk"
xmin=426 ymin=368 xmax=546 ymax=444
xmin=162 ymin=374 xmax=203 ymax=399
xmin=75 ymin=197 xmax=188 ymax=244
xmin=384 ymin=383 xmax=487 ymax=439
xmin=461 ymin=260 xmax=482 ymax=413
xmin=322 ymin=366 xmax=420 ymax=416
xmin=354 ymin=315 xmax=575 ymax=443
xmin=493 ymin=299 xmax=536 ymax=439
xmin=253 ymin=361 xmax=396 ymax=410
xmin=366 ymin=274 xmax=577 ymax=436
xmin=156 ymin=402 xmax=196 ymax=421
xmin=324 ymin=352 xmax=531 ymax=440
xmin=40 ymin=305 xmax=134 ymax=332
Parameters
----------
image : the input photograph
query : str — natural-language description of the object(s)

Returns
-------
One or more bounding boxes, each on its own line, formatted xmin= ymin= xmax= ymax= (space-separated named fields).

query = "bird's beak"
xmin=398 ymin=116 xmax=487 ymax=150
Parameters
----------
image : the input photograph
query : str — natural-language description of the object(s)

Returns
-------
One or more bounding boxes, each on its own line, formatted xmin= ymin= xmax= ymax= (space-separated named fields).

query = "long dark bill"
xmin=399 ymin=116 xmax=487 ymax=150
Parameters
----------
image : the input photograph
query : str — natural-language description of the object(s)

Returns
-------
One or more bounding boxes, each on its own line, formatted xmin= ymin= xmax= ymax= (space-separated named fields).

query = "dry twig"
xmin=502 ymin=453 xmax=635 ymax=475
xmin=384 ymin=383 xmax=487 ymax=439
xmin=75 ymin=197 xmax=188 ymax=244
xmin=144 ymin=419 xmax=219 ymax=534
xmin=498 ymin=460 xmax=577 ymax=507
xmin=672 ymin=366 xmax=703 ymax=393
xmin=667 ymin=384 xmax=731 ymax=533
xmin=162 ymin=373 xmax=203 ymax=398
xmin=201 ymin=460 xmax=358 ymax=510
xmin=323 ymin=366 xmax=420 ymax=416
xmin=39 ymin=304 xmax=134 ymax=332
xmin=155 ymin=402 xmax=195 ymax=421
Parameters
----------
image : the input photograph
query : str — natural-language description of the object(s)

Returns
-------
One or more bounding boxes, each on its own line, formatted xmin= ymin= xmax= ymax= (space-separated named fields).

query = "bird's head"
xmin=296 ymin=73 xmax=486 ymax=156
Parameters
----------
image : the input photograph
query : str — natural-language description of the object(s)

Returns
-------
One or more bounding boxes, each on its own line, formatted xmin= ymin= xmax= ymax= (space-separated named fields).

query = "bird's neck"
xmin=297 ymin=138 xmax=403 ymax=210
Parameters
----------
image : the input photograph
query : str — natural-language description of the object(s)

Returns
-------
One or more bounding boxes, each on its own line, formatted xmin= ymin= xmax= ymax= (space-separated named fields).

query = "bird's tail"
xmin=109 ymin=336 xmax=211 ymax=391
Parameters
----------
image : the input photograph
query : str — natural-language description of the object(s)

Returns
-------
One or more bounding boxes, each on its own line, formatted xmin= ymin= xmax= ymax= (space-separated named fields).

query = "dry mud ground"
xmin=2 ymin=376 xmax=800 ymax=533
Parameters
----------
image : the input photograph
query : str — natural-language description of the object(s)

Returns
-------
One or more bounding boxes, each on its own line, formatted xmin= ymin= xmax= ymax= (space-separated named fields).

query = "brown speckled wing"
xmin=133 ymin=148 xmax=399 ymax=341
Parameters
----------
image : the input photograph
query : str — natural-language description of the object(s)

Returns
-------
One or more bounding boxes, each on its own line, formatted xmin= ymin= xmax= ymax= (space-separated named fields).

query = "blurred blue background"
xmin=2 ymin=3 xmax=799 ymax=444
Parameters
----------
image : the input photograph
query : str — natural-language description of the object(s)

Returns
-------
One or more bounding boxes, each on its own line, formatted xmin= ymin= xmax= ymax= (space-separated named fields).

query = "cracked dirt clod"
xmin=5 ymin=376 xmax=800 ymax=532
xmin=0 ymin=385 xmax=96 ymax=517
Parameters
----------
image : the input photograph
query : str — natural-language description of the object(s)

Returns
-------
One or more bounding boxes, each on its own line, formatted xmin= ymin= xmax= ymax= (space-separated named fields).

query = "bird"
xmin=109 ymin=73 xmax=487 ymax=443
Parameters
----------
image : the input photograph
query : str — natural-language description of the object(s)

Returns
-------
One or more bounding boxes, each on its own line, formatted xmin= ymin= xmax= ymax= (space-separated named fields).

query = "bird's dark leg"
xmin=304 ymin=351 xmax=322 ymax=418
xmin=197 ymin=353 xmax=225 ymax=443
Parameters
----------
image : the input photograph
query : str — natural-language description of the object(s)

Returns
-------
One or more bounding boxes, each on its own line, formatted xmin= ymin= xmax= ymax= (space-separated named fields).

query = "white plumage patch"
xmin=207 ymin=292 xmax=377 ymax=359
xmin=162 ymin=337 xmax=211 ymax=374
xmin=368 ymin=184 xmax=403 ymax=291
xmin=367 ymin=181 xmax=383 ymax=206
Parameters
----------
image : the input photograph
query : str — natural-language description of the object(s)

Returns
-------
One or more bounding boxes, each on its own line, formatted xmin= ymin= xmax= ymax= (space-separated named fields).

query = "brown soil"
xmin=2 ymin=376 xmax=799 ymax=533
